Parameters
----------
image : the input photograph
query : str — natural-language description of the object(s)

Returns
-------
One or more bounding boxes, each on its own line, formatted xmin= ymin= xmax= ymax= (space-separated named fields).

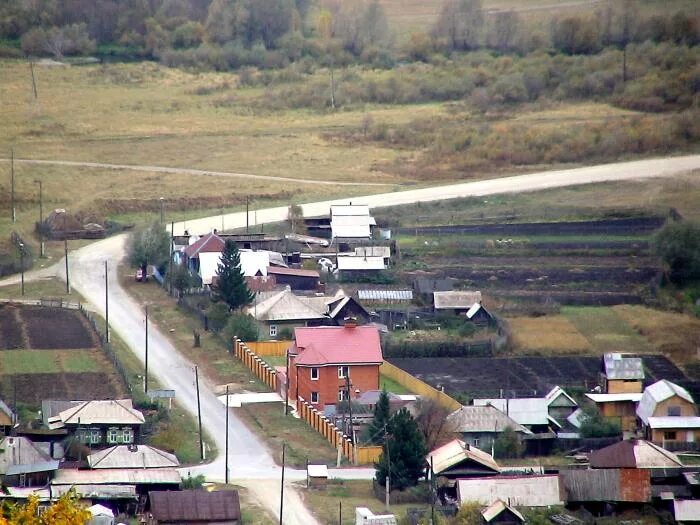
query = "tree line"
xmin=0 ymin=0 xmax=696 ymax=68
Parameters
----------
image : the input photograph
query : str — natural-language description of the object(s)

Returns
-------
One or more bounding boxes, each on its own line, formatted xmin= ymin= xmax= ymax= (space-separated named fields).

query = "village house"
xmin=330 ymin=203 xmax=376 ymax=242
xmin=433 ymin=290 xmax=483 ymax=316
xmin=601 ymin=353 xmax=644 ymax=394
xmin=44 ymin=399 xmax=145 ymax=447
xmin=636 ymin=379 xmax=700 ymax=445
xmin=544 ymin=386 xmax=579 ymax=426
xmin=0 ymin=398 xmax=14 ymax=435
xmin=0 ymin=436 xmax=58 ymax=489
xmin=87 ymin=445 xmax=179 ymax=470
xmin=287 ymin=324 xmax=383 ymax=409
xmin=455 ymin=475 xmax=563 ymax=507
xmin=472 ymin=397 xmax=560 ymax=435
xmin=148 ymin=489 xmax=241 ymax=525
xmin=335 ymin=254 xmax=386 ymax=280
xmin=427 ymin=439 xmax=500 ymax=481
xmin=447 ymin=405 xmax=532 ymax=452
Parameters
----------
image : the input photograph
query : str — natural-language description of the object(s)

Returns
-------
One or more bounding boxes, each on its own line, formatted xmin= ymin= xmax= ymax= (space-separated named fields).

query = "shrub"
xmin=493 ymin=426 xmax=523 ymax=458
xmin=654 ymin=221 xmax=700 ymax=285
xmin=206 ymin=303 xmax=230 ymax=332
xmin=579 ymin=405 xmax=621 ymax=438
xmin=223 ymin=313 xmax=259 ymax=342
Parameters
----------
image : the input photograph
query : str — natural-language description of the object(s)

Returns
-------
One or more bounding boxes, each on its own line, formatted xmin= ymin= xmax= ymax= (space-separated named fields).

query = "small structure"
xmin=148 ymin=489 xmax=241 ymax=525
xmin=0 ymin=436 xmax=51 ymax=477
xmin=674 ymin=500 xmax=700 ymax=524
xmin=455 ymin=475 xmax=563 ymax=507
xmin=355 ymin=507 xmax=396 ymax=525
xmin=46 ymin=399 xmax=145 ymax=447
xmin=465 ymin=303 xmax=494 ymax=324
xmin=288 ymin=325 xmax=383 ymax=409
xmin=181 ymin=232 xmax=225 ymax=285
xmin=585 ymin=392 xmax=643 ymax=432
xmin=0 ymin=398 xmax=14 ymax=434
xmin=637 ymin=379 xmax=699 ymax=444
xmin=427 ymin=439 xmax=500 ymax=480
xmin=4 ymin=460 xmax=59 ymax=488
xmin=482 ymin=500 xmax=525 ymax=525
xmin=447 ymin=405 xmax=532 ymax=452
xmin=307 ymin=463 xmax=328 ymax=489
xmin=433 ymin=291 xmax=482 ymax=315
xmin=545 ymin=386 xmax=578 ymax=426
xmin=51 ymin=468 xmax=181 ymax=500
xmin=589 ymin=439 xmax=684 ymax=470
xmin=87 ymin=503 xmax=115 ymax=525
xmin=330 ymin=204 xmax=376 ymax=241
xmin=601 ymin=353 xmax=644 ymax=394
xmin=472 ymin=398 xmax=558 ymax=434
xmin=354 ymin=246 xmax=391 ymax=266
xmin=87 ymin=445 xmax=179 ymax=470
xmin=266 ymin=266 xmax=320 ymax=291
xmin=560 ymin=468 xmax=651 ymax=503
xmin=336 ymin=255 xmax=386 ymax=278
xmin=357 ymin=290 xmax=413 ymax=303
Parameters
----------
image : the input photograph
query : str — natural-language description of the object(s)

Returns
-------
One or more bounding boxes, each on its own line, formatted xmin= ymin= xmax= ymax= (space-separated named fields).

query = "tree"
xmin=287 ymin=203 xmax=306 ymax=234
xmin=365 ymin=388 xmax=390 ymax=445
xmin=579 ymin=405 xmax=621 ymax=438
xmin=487 ymin=10 xmax=520 ymax=52
xmin=1 ymin=490 xmax=90 ymax=524
xmin=223 ymin=312 xmax=259 ymax=342
xmin=214 ymin=239 xmax=254 ymax=311
xmin=493 ymin=426 xmax=523 ymax=458
xmin=433 ymin=0 xmax=483 ymax=51
xmin=414 ymin=397 xmax=454 ymax=451
xmin=375 ymin=407 xmax=427 ymax=491
xmin=453 ymin=502 xmax=482 ymax=525
xmin=127 ymin=221 xmax=170 ymax=274
xmin=653 ymin=221 xmax=700 ymax=286
xmin=168 ymin=263 xmax=199 ymax=298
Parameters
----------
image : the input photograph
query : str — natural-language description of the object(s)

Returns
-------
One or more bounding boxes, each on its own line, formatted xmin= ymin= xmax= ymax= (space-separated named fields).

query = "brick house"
xmin=287 ymin=325 xmax=383 ymax=409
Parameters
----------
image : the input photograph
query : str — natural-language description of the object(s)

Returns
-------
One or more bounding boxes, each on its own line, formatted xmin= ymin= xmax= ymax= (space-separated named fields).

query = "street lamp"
xmin=18 ymin=242 xmax=25 ymax=296
xmin=159 ymin=197 xmax=164 ymax=224
xmin=34 ymin=179 xmax=44 ymax=257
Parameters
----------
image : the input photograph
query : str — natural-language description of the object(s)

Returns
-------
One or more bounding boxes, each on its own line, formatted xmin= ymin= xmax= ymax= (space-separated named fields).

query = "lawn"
xmin=380 ymin=374 xmax=413 ymax=395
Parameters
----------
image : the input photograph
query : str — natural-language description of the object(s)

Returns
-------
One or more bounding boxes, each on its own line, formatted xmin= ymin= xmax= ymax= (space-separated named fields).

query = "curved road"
xmin=3 ymin=154 xmax=699 ymax=522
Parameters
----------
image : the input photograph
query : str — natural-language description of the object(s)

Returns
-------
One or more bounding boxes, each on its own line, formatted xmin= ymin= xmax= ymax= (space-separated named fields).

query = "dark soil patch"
xmin=0 ymin=372 xmax=126 ymax=406
xmin=19 ymin=306 xmax=98 ymax=349
xmin=0 ymin=305 xmax=25 ymax=349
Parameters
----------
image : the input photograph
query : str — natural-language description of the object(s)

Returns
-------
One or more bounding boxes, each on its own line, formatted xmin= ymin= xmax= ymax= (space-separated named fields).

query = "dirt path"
xmin=0 ymin=158 xmax=393 ymax=187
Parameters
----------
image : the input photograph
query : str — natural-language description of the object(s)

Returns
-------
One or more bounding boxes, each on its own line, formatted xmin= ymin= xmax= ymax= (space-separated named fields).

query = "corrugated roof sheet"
xmin=149 ymin=490 xmax=241 ymax=521
xmin=448 ymin=406 xmax=532 ymax=435
xmin=457 ymin=475 xmax=562 ymax=506
xmin=427 ymin=439 xmax=499 ymax=476
xmin=357 ymin=289 xmax=413 ymax=301
xmin=674 ymin=500 xmax=700 ymax=521
xmin=433 ymin=291 xmax=482 ymax=309
xmin=55 ymin=399 xmax=145 ymax=426
xmin=637 ymin=380 xmax=695 ymax=424
xmin=589 ymin=439 xmax=683 ymax=469
xmin=482 ymin=500 xmax=525 ymax=523
xmin=647 ymin=416 xmax=700 ymax=429
xmin=560 ymin=468 xmax=651 ymax=503
xmin=354 ymin=246 xmax=390 ymax=258
xmin=6 ymin=460 xmax=59 ymax=476
xmin=336 ymin=255 xmax=385 ymax=270
xmin=586 ymin=393 xmax=644 ymax=403
xmin=473 ymin=398 xmax=550 ymax=426
xmin=293 ymin=325 xmax=383 ymax=366
xmin=51 ymin=484 xmax=137 ymax=499
xmin=52 ymin=468 xmax=181 ymax=485
xmin=603 ymin=353 xmax=644 ymax=380
xmin=87 ymin=445 xmax=179 ymax=469
xmin=0 ymin=436 xmax=51 ymax=475
xmin=331 ymin=204 xmax=371 ymax=217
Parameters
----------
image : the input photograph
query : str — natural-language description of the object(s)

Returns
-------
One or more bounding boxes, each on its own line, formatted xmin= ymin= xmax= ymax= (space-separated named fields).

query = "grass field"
xmin=0 ymin=349 xmax=99 ymax=373
xmin=508 ymin=315 xmax=591 ymax=354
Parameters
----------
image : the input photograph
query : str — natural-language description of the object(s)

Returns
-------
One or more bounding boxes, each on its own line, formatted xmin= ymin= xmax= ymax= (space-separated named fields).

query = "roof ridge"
xmin=61 ymin=401 xmax=89 ymax=423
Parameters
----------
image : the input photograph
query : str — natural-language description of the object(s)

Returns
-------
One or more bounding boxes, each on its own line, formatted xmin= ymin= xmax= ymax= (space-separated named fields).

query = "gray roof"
xmin=603 ymin=353 xmax=644 ymax=380
xmin=6 ymin=460 xmax=59 ymax=476
xmin=49 ymin=399 xmax=145 ymax=427
xmin=0 ymin=436 xmax=52 ymax=475
xmin=88 ymin=445 xmax=179 ymax=469
xmin=473 ymin=398 xmax=551 ymax=426
xmin=448 ymin=405 xmax=532 ymax=435
xmin=433 ymin=291 xmax=482 ymax=310
xmin=637 ymin=379 xmax=695 ymax=424
xmin=414 ymin=278 xmax=456 ymax=294
xmin=357 ymin=289 xmax=413 ymax=302
xmin=42 ymin=400 xmax=81 ymax=426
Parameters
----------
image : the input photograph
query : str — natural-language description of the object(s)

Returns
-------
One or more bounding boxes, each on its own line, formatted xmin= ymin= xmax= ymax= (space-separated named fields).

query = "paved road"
xmin=3 ymin=154 xmax=698 ymax=521
xmin=0 ymin=158 xmax=392 ymax=187
xmin=174 ymin=154 xmax=700 ymax=235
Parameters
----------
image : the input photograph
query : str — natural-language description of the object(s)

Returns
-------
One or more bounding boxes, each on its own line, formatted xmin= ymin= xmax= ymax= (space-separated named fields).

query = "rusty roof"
xmin=589 ymin=439 xmax=683 ymax=469
xmin=560 ymin=468 xmax=651 ymax=502
xmin=149 ymin=489 xmax=241 ymax=521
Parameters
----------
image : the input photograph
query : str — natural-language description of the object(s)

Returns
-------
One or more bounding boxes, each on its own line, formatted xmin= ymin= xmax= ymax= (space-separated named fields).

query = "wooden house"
xmin=447 ymin=406 xmax=532 ymax=452
xmin=637 ymin=380 xmax=700 ymax=445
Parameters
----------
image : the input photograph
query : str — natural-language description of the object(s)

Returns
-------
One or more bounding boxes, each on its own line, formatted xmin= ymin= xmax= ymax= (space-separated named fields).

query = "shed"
xmin=148 ymin=489 xmax=241 ymax=525
xmin=589 ymin=439 xmax=683 ymax=469
xmin=482 ymin=500 xmax=525 ymax=525
xmin=427 ymin=439 xmax=500 ymax=479
xmin=560 ymin=468 xmax=651 ymax=503
xmin=456 ymin=475 xmax=563 ymax=507
xmin=307 ymin=464 xmax=328 ymax=489
xmin=433 ymin=291 xmax=482 ymax=314
xmin=87 ymin=503 xmax=115 ymax=525
xmin=466 ymin=303 xmax=494 ymax=323
xmin=266 ymin=266 xmax=320 ymax=291
xmin=330 ymin=204 xmax=376 ymax=240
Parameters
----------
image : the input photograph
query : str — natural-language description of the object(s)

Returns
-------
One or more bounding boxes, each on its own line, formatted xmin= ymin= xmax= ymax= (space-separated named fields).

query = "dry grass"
xmin=507 ymin=315 xmax=591 ymax=353
xmin=612 ymin=305 xmax=700 ymax=366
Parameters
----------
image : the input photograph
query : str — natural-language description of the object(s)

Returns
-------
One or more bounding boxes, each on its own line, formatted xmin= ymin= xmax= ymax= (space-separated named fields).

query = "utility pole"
xmin=345 ymin=373 xmax=354 ymax=444
xmin=29 ymin=61 xmax=38 ymax=99
xmin=169 ymin=221 xmax=174 ymax=296
xmin=10 ymin=148 xmax=15 ymax=223
xmin=246 ymin=196 xmax=249 ymax=233
xmin=385 ymin=426 xmax=391 ymax=512
xmin=64 ymin=237 xmax=70 ymax=293
xmin=18 ymin=243 xmax=25 ymax=296
xmin=279 ymin=443 xmax=286 ymax=525
xmin=159 ymin=197 xmax=164 ymax=224
xmin=35 ymin=179 xmax=44 ymax=257
xmin=330 ymin=58 xmax=336 ymax=109
xmin=284 ymin=350 xmax=290 ymax=416
xmin=105 ymin=261 xmax=109 ymax=343
xmin=338 ymin=501 xmax=342 ymax=525
xmin=144 ymin=306 xmax=149 ymax=392
xmin=225 ymin=385 xmax=230 ymax=484
xmin=195 ymin=365 xmax=204 ymax=460
xmin=430 ymin=456 xmax=435 ymax=525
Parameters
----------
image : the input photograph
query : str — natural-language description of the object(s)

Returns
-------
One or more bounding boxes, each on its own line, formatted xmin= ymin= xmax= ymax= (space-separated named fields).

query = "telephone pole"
xmin=225 ymin=385 xmax=230 ymax=484
xmin=10 ymin=148 xmax=15 ymax=223
xmin=35 ymin=179 xmax=44 ymax=257
xmin=195 ymin=365 xmax=204 ymax=460
xmin=279 ymin=443 xmax=286 ymax=525
xmin=105 ymin=261 xmax=109 ymax=343
xmin=144 ymin=306 xmax=149 ymax=392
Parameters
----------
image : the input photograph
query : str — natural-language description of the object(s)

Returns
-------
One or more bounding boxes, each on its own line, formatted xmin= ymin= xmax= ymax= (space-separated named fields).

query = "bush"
xmin=206 ymin=303 xmax=230 ymax=332
xmin=493 ymin=426 xmax=523 ymax=458
xmin=579 ymin=405 xmax=621 ymax=438
xmin=654 ymin=221 xmax=700 ymax=286
xmin=223 ymin=313 xmax=259 ymax=342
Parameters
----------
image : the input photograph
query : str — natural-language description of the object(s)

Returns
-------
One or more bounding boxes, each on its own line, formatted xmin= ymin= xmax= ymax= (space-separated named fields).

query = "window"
xmin=311 ymin=392 xmax=319 ymax=404
xmin=90 ymin=429 xmax=102 ymax=445
xmin=668 ymin=406 xmax=681 ymax=416
xmin=338 ymin=389 xmax=348 ymax=402
xmin=473 ymin=438 xmax=480 ymax=448
xmin=310 ymin=368 xmax=319 ymax=380
xmin=338 ymin=366 xmax=349 ymax=379
xmin=664 ymin=431 xmax=677 ymax=440
xmin=122 ymin=427 xmax=134 ymax=444
xmin=269 ymin=325 xmax=278 ymax=338
xmin=107 ymin=428 xmax=120 ymax=444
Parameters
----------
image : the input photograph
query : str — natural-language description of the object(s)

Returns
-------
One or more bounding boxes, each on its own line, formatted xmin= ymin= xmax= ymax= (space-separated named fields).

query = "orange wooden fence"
xmin=233 ymin=338 xmax=278 ymax=391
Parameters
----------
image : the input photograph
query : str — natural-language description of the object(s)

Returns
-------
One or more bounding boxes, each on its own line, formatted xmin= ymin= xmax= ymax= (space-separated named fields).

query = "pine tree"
xmin=365 ymin=388 xmax=390 ymax=445
xmin=215 ymin=239 xmax=254 ymax=311
xmin=375 ymin=407 xmax=427 ymax=491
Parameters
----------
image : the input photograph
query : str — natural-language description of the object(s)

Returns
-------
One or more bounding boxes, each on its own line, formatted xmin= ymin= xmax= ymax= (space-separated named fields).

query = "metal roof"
xmin=560 ymin=468 xmax=651 ymax=503
xmin=482 ymin=500 xmax=525 ymax=523
xmin=52 ymin=399 xmax=145 ymax=427
xmin=357 ymin=289 xmax=413 ymax=302
xmin=183 ymin=232 xmax=225 ymax=258
xmin=51 ymin=484 xmax=137 ymax=500
xmin=267 ymin=266 xmax=319 ymax=278
xmin=456 ymin=475 xmax=563 ymax=507
xmin=433 ymin=291 xmax=482 ymax=309
xmin=603 ymin=353 xmax=644 ymax=380
xmin=637 ymin=380 xmax=695 ymax=424
xmin=52 ymin=468 xmax=181 ymax=485
xmin=6 ymin=460 xmax=59 ymax=476
xmin=354 ymin=246 xmax=390 ymax=258
xmin=292 ymin=325 xmax=383 ymax=366
xmin=427 ymin=439 xmax=499 ymax=476
xmin=88 ymin=445 xmax=179 ymax=469
xmin=331 ymin=204 xmax=371 ymax=217
xmin=448 ymin=405 xmax=532 ymax=435
xmin=0 ymin=436 xmax=52 ymax=475
xmin=149 ymin=489 xmax=241 ymax=522
xmin=586 ymin=393 xmax=644 ymax=403
xmin=247 ymin=289 xmax=327 ymax=322
xmin=336 ymin=255 xmax=385 ymax=270
xmin=545 ymin=386 xmax=578 ymax=407
xmin=647 ymin=416 xmax=700 ymax=429
xmin=674 ymin=500 xmax=700 ymax=522
xmin=589 ymin=439 xmax=684 ymax=469
xmin=473 ymin=398 xmax=550 ymax=426
xmin=307 ymin=464 xmax=329 ymax=478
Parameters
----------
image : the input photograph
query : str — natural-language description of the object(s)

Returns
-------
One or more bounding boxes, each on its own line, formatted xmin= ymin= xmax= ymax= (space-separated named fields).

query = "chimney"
xmin=344 ymin=316 xmax=358 ymax=328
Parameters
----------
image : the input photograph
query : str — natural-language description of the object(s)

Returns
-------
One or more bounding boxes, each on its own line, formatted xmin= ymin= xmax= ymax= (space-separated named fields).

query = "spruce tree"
xmin=365 ymin=389 xmax=391 ymax=445
xmin=375 ymin=408 xmax=427 ymax=491
xmin=215 ymin=239 xmax=254 ymax=311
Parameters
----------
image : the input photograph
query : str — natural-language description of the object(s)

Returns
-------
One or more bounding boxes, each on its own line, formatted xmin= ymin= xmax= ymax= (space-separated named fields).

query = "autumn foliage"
xmin=0 ymin=490 xmax=91 ymax=525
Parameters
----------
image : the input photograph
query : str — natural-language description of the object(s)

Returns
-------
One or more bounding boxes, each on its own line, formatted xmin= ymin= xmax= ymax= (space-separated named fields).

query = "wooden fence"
xmin=246 ymin=341 xmax=290 ymax=356
xmin=380 ymin=361 xmax=462 ymax=412
xmin=233 ymin=338 xmax=278 ymax=391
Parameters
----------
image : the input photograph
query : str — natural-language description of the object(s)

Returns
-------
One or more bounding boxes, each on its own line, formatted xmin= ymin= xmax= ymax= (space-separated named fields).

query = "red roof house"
xmin=288 ymin=325 xmax=383 ymax=409
xmin=183 ymin=232 xmax=225 ymax=258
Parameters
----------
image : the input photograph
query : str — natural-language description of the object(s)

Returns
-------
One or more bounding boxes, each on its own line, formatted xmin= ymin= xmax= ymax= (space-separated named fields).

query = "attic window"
xmin=668 ymin=406 xmax=681 ymax=416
